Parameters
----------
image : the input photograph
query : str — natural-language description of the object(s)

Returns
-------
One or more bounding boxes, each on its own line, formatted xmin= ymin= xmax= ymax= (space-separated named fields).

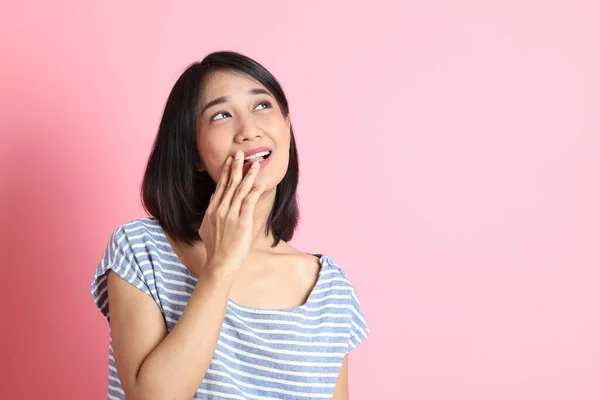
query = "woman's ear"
xmin=287 ymin=114 xmax=292 ymax=130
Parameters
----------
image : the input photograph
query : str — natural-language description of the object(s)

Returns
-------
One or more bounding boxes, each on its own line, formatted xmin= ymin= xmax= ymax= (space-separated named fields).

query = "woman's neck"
xmin=248 ymin=187 xmax=279 ymax=250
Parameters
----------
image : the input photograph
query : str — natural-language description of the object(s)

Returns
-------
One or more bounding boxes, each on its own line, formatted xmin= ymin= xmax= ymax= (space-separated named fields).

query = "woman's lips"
xmin=243 ymin=153 xmax=271 ymax=170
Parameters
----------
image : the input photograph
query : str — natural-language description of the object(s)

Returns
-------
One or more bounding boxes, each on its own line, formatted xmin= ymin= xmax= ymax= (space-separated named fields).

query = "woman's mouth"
xmin=243 ymin=150 xmax=271 ymax=165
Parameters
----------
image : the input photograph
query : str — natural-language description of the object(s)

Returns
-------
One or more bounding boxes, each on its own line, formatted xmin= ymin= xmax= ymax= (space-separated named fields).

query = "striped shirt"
xmin=91 ymin=217 xmax=369 ymax=399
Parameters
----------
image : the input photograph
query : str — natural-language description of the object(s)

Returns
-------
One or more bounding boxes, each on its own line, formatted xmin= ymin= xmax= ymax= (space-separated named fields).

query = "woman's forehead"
xmin=202 ymin=70 xmax=266 ymax=97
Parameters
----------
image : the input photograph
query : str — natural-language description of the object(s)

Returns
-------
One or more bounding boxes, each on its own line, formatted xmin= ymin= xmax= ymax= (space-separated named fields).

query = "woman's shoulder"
xmin=316 ymin=255 xmax=370 ymax=349
xmin=92 ymin=217 xmax=171 ymax=319
xmin=110 ymin=216 xmax=163 ymax=239
xmin=100 ymin=216 xmax=177 ymax=271
xmin=106 ymin=217 xmax=170 ymax=250
xmin=316 ymin=254 xmax=359 ymax=291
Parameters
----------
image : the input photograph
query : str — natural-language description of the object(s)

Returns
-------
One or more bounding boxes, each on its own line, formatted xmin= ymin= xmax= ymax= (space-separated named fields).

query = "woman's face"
xmin=196 ymin=70 xmax=291 ymax=191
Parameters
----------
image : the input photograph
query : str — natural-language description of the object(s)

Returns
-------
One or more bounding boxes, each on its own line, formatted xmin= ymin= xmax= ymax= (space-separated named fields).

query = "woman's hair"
xmin=141 ymin=51 xmax=300 ymax=247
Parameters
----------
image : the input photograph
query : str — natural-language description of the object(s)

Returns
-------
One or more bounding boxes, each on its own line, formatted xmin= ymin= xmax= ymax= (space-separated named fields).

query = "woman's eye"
xmin=211 ymin=112 xmax=231 ymax=121
xmin=254 ymin=101 xmax=271 ymax=111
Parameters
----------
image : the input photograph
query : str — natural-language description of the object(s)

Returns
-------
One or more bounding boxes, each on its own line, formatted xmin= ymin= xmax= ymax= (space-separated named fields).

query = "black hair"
xmin=141 ymin=51 xmax=299 ymax=247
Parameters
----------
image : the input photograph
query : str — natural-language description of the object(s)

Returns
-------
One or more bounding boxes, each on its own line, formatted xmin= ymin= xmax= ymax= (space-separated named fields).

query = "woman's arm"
xmin=108 ymin=154 xmax=265 ymax=400
xmin=107 ymin=266 xmax=233 ymax=400
xmin=332 ymin=355 xmax=350 ymax=399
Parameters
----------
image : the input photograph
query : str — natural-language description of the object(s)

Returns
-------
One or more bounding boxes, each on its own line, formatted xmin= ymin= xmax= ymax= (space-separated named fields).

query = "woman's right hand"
xmin=199 ymin=150 xmax=266 ymax=277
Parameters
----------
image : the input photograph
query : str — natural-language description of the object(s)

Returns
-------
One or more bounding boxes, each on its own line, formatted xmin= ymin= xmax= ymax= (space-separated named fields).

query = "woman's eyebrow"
xmin=247 ymin=88 xmax=271 ymax=97
xmin=200 ymin=88 xmax=273 ymax=116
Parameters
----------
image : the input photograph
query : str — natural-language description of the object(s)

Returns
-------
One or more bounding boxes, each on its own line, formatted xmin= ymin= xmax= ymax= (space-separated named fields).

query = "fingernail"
xmin=235 ymin=151 xmax=244 ymax=160
xmin=251 ymin=161 xmax=259 ymax=168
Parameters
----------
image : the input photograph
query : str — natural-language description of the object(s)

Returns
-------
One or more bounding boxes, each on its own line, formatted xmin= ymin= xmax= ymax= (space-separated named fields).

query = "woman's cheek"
xmin=198 ymin=142 xmax=225 ymax=179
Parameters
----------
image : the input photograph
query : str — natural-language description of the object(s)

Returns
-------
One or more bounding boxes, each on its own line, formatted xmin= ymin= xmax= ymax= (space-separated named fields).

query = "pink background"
xmin=1 ymin=1 xmax=599 ymax=399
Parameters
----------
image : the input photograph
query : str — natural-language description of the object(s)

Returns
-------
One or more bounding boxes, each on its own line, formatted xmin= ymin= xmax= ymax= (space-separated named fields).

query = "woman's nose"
xmin=235 ymin=119 xmax=262 ymax=142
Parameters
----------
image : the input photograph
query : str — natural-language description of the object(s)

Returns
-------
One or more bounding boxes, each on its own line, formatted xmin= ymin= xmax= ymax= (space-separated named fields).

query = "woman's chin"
xmin=254 ymin=176 xmax=279 ymax=194
xmin=254 ymin=178 xmax=273 ymax=191
xmin=251 ymin=163 xmax=287 ymax=193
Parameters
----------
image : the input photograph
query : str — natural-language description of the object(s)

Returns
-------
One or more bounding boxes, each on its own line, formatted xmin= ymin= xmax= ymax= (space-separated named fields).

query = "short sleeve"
xmin=347 ymin=286 xmax=369 ymax=352
xmin=331 ymin=262 xmax=370 ymax=353
xmin=90 ymin=226 xmax=157 ymax=321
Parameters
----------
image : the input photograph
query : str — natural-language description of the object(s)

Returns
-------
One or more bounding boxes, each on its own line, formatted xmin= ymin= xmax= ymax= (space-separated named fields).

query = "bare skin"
xmin=106 ymin=71 xmax=350 ymax=399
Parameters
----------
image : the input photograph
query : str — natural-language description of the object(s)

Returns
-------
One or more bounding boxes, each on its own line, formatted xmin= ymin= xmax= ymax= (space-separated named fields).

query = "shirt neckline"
xmin=150 ymin=217 xmax=327 ymax=313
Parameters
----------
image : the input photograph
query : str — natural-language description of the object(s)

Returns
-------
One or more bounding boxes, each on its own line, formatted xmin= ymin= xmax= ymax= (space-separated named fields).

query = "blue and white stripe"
xmin=91 ymin=217 xmax=369 ymax=400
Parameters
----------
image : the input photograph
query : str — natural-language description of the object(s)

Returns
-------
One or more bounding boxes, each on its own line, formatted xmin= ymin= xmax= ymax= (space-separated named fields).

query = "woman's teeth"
xmin=244 ymin=151 xmax=270 ymax=164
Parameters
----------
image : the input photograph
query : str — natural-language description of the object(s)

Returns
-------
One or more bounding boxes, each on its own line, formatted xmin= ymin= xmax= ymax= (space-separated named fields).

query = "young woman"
xmin=91 ymin=51 xmax=369 ymax=400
